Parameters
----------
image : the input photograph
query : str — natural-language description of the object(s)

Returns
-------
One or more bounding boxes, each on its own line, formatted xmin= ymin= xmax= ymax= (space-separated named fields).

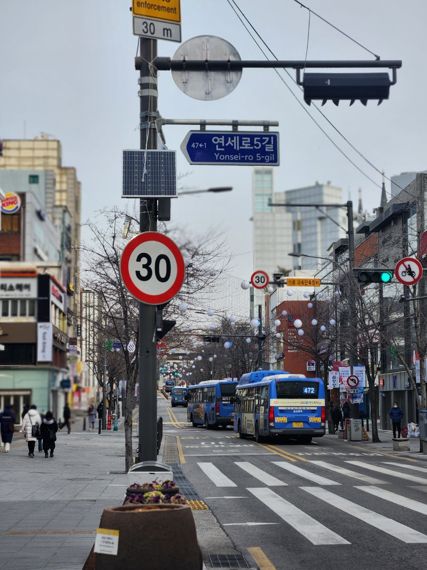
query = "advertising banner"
xmin=37 ymin=323 xmax=53 ymax=362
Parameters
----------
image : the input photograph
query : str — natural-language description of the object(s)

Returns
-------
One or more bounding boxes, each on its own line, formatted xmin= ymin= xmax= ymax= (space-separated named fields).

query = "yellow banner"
xmin=270 ymin=399 xmax=325 ymax=407
xmin=287 ymin=278 xmax=321 ymax=287
xmin=132 ymin=0 xmax=181 ymax=23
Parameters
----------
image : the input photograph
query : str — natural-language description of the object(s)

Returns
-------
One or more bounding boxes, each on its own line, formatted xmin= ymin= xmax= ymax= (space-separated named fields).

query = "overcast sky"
xmin=1 ymin=0 xmax=426 ymax=284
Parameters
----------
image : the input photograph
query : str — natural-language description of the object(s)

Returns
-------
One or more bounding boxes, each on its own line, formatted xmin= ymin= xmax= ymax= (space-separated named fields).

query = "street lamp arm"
xmin=178 ymin=186 xmax=233 ymax=196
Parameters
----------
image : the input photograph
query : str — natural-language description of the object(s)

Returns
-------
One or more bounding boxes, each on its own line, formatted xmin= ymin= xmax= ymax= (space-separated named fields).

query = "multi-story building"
xmin=252 ymin=168 xmax=347 ymax=276
xmin=0 ymin=136 xmax=83 ymax=416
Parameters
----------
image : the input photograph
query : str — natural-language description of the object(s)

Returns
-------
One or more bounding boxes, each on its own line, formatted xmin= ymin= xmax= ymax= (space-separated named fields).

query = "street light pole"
xmin=138 ymin=37 xmax=158 ymax=463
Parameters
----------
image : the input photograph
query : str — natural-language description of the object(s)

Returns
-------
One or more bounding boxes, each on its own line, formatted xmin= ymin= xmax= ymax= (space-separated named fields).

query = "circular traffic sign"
xmin=120 ymin=232 xmax=185 ymax=305
xmin=347 ymin=375 xmax=359 ymax=388
xmin=394 ymin=256 xmax=424 ymax=286
xmin=250 ymin=270 xmax=269 ymax=290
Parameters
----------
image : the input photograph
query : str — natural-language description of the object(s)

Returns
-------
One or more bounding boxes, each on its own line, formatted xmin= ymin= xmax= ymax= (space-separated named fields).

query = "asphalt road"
xmin=161 ymin=397 xmax=427 ymax=570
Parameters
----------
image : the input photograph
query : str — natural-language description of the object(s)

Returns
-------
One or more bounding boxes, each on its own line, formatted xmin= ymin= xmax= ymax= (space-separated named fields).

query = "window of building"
xmin=0 ymin=299 xmax=36 ymax=318
xmin=255 ymin=194 xmax=272 ymax=213
xmin=1 ymin=301 xmax=8 ymax=317
xmin=29 ymin=174 xmax=39 ymax=184
xmin=0 ymin=214 xmax=20 ymax=233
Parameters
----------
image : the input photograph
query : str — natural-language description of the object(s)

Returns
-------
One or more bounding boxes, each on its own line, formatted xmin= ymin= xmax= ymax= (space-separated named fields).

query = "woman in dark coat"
xmin=40 ymin=411 xmax=58 ymax=458
xmin=0 ymin=405 xmax=16 ymax=453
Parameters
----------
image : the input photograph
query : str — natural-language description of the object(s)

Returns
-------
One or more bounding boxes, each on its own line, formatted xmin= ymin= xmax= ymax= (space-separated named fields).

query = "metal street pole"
xmin=138 ymin=37 xmax=158 ymax=463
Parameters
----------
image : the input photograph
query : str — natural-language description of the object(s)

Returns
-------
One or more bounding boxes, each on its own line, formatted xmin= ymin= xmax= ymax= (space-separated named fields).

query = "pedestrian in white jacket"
xmin=20 ymin=406 xmax=42 ymax=457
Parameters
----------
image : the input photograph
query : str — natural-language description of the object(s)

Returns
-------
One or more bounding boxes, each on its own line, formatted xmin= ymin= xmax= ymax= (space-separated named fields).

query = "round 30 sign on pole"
xmin=250 ymin=270 xmax=269 ymax=289
xmin=120 ymin=232 xmax=185 ymax=305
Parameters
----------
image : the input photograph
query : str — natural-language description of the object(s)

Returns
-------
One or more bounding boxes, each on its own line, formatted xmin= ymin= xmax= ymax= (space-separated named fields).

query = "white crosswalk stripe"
xmin=274 ymin=461 xmax=340 ymax=485
xmin=384 ymin=462 xmax=427 ymax=474
xmin=309 ymin=460 xmax=385 ymax=484
xmin=346 ymin=461 xmax=427 ymax=484
xmin=197 ymin=462 xmax=237 ymax=487
xmin=357 ymin=486 xmax=427 ymax=515
xmin=235 ymin=462 xmax=287 ymax=486
xmin=303 ymin=487 xmax=427 ymax=543
xmin=248 ymin=487 xmax=349 ymax=545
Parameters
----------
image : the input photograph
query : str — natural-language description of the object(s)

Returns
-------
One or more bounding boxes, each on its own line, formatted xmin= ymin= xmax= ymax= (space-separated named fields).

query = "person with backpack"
xmin=0 ymin=404 xmax=16 ymax=453
xmin=20 ymin=405 xmax=42 ymax=457
xmin=40 ymin=411 xmax=58 ymax=458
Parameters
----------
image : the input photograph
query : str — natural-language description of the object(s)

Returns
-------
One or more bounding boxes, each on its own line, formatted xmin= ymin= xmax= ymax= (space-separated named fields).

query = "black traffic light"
xmin=353 ymin=268 xmax=394 ymax=284
xmin=302 ymin=73 xmax=391 ymax=106
xmin=155 ymin=309 xmax=176 ymax=340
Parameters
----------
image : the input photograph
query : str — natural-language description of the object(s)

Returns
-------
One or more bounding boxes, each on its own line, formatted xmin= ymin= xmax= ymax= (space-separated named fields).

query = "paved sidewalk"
xmin=0 ymin=426 xmax=252 ymax=570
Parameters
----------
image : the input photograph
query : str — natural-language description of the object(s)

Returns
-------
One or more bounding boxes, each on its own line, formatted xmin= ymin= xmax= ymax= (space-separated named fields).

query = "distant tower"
xmin=380 ymin=178 xmax=388 ymax=210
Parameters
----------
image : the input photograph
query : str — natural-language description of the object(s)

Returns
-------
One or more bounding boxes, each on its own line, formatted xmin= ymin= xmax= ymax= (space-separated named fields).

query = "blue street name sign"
xmin=180 ymin=131 xmax=280 ymax=166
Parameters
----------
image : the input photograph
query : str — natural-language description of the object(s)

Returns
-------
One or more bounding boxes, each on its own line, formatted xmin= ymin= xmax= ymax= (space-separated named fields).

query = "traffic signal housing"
xmin=302 ymin=73 xmax=391 ymax=106
xmin=353 ymin=268 xmax=394 ymax=284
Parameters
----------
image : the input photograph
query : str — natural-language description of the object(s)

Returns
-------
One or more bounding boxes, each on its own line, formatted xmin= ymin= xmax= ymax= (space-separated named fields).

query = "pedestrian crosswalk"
xmin=195 ymin=457 xmax=427 ymax=546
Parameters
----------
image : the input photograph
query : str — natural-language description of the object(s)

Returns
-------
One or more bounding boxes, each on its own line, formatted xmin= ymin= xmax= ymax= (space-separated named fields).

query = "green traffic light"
xmin=380 ymin=271 xmax=393 ymax=283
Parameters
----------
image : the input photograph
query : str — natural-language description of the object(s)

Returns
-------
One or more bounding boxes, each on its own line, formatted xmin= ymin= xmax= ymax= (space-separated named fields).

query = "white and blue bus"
xmin=233 ymin=372 xmax=326 ymax=443
xmin=187 ymin=378 xmax=238 ymax=429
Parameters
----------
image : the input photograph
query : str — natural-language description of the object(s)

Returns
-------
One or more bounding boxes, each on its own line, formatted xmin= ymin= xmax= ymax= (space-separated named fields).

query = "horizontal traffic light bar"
xmin=150 ymin=58 xmax=402 ymax=72
xmin=353 ymin=268 xmax=394 ymax=284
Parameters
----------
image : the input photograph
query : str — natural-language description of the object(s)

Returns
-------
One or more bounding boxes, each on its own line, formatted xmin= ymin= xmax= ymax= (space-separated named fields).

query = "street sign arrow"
xmin=180 ymin=131 xmax=280 ymax=166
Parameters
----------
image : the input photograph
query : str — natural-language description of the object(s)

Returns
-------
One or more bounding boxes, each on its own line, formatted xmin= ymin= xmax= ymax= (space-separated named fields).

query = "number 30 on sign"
xmin=120 ymin=232 xmax=185 ymax=305
xmin=250 ymin=270 xmax=269 ymax=289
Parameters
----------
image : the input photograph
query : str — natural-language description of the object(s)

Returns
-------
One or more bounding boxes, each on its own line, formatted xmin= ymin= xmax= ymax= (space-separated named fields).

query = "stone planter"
xmin=94 ymin=503 xmax=202 ymax=570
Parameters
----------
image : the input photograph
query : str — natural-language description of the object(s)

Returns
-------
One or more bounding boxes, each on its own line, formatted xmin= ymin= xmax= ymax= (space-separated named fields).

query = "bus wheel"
xmin=206 ymin=416 xmax=213 ymax=429
xmin=299 ymin=435 xmax=312 ymax=444
xmin=254 ymin=423 xmax=264 ymax=443
xmin=191 ymin=415 xmax=197 ymax=428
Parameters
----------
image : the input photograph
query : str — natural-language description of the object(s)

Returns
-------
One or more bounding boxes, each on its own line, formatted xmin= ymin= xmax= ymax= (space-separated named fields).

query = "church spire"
xmin=380 ymin=172 xmax=387 ymax=209
xmin=358 ymin=188 xmax=363 ymax=216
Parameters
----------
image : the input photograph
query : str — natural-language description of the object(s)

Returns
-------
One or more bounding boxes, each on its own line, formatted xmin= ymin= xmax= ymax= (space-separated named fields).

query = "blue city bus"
xmin=171 ymin=386 xmax=188 ymax=407
xmin=234 ymin=372 xmax=326 ymax=443
xmin=187 ymin=378 xmax=238 ymax=429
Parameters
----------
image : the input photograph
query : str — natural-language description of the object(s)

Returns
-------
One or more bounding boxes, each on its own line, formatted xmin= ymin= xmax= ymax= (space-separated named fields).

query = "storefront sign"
xmin=0 ymin=278 xmax=37 ymax=298
xmin=0 ymin=192 xmax=21 ymax=214
xmin=50 ymin=280 xmax=66 ymax=312
xmin=37 ymin=323 xmax=53 ymax=362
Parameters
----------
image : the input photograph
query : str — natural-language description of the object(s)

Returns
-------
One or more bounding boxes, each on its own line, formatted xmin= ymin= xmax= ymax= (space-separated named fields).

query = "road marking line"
xmin=274 ymin=462 xmax=340 ymax=486
xmin=309 ymin=460 xmax=385 ymax=484
xmin=262 ymin=444 xmax=297 ymax=462
xmin=248 ymin=546 xmax=277 ymax=570
xmin=235 ymin=462 xmax=287 ymax=486
xmin=176 ymin=435 xmax=186 ymax=465
xmin=303 ymin=486 xmax=427 ymax=543
xmin=205 ymin=495 xmax=249 ymax=500
xmin=357 ymin=486 xmax=427 ymax=515
xmin=224 ymin=522 xmax=279 ymax=526
xmin=198 ymin=462 xmax=237 ymax=487
xmin=346 ymin=461 xmax=427 ymax=484
xmin=384 ymin=461 xmax=427 ymax=474
xmin=248 ymin=488 xmax=349 ymax=545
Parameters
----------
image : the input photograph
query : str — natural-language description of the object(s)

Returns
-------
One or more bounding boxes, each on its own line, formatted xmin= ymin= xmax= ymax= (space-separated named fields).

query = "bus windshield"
xmin=276 ymin=381 xmax=319 ymax=399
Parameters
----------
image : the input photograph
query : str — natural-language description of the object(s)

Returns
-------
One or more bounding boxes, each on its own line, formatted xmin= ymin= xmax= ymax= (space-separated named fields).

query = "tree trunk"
xmin=369 ymin=385 xmax=380 ymax=443
xmin=124 ymin=383 xmax=135 ymax=472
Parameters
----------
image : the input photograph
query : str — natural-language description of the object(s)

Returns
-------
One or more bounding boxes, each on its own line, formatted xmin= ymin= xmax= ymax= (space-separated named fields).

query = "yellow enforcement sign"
xmin=287 ymin=277 xmax=321 ymax=287
xmin=132 ymin=0 xmax=181 ymax=23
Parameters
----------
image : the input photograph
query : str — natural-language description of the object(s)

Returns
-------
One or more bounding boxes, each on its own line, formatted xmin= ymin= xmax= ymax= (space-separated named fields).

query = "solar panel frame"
xmin=122 ymin=150 xmax=177 ymax=198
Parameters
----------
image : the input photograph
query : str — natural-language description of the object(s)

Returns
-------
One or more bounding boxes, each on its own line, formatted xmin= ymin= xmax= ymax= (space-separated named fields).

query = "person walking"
xmin=62 ymin=403 xmax=71 ymax=434
xmin=87 ymin=404 xmax=97 ymax=430
xmin=0 ymin=404 xmax=16 ymax=453
xmin=331 ymin=403 xmax=343 ymax=433
xmin=40 ymin=411 xmax=58 ymax=458
xmin=20 ymin=405 xmax=42 ymax=457
xmin=389 ymin=402 xmax=404 ymax=438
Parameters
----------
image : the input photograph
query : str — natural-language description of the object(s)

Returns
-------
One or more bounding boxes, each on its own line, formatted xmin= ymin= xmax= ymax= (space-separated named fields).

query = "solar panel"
xmin=122 ymin=150 xmax=177 ymax=198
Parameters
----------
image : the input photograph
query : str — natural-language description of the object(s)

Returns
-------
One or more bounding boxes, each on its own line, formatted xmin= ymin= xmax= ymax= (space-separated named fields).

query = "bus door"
xmin=217 ymin=382 xmax=236 ymax=421
xmin=258 ymin=385 xmax=269 ymax=433
xmin=242 ymin=390 xmax=255 ymax=435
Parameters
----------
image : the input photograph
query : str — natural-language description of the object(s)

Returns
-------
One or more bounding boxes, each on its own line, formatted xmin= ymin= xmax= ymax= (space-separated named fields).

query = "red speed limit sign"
xmin=120 ymin=232 xmax=185 ymax=305
xmin=250 ymin=270 xmax=269 ymax=289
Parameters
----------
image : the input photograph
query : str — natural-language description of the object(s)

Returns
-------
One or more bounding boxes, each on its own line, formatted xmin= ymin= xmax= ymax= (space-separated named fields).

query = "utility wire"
xmin=227 ymin=0 xmax=411 ymax=199
xmin=226 ymin=0 xmax=383 ymax=191
xmin=293 ymin=0 xmax=380 ymax=60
